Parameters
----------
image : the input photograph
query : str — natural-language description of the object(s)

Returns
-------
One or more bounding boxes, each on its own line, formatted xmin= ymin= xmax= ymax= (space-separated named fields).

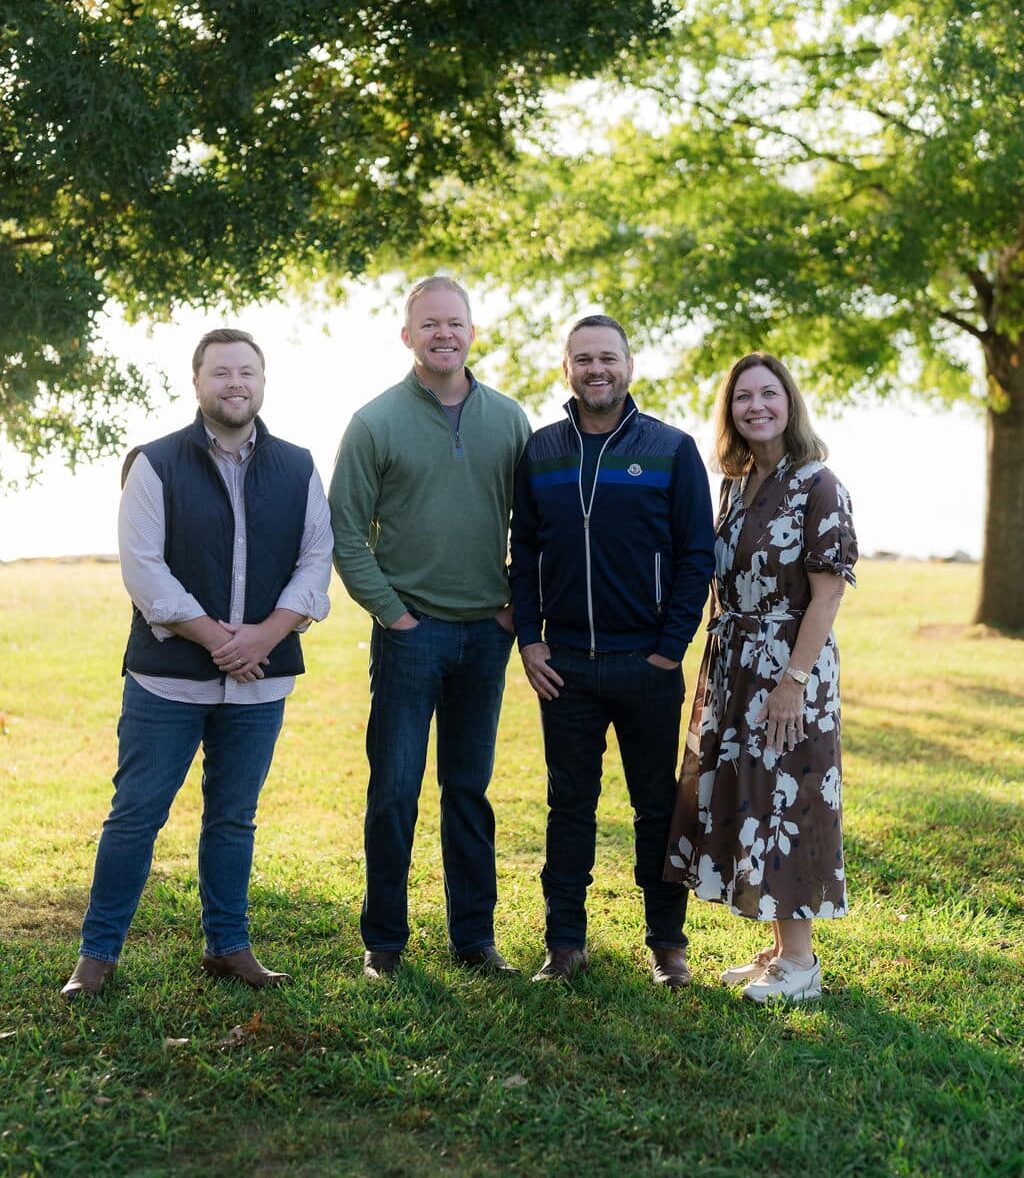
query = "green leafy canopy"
xmin=0 ymin=0 xmax=671 ymax=474
xmin=411 ymin=0 xmax=1024 ymax=413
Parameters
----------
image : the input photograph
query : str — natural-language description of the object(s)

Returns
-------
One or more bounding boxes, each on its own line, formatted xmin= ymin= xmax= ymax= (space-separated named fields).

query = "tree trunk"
xmin=974 ymin=340 xmax=1024 ymax=631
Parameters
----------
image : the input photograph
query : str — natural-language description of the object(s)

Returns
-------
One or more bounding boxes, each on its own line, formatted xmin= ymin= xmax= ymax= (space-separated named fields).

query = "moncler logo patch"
xmin=627 ymin=463 xmax=643 ymax=476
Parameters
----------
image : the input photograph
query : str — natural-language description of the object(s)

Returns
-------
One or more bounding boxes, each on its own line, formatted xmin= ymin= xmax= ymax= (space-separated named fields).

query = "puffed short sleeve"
xmin=803 ymin=466 xmax=858 ymax=585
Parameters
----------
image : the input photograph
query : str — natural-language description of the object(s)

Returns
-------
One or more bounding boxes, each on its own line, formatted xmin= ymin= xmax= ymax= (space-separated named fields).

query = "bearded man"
xmin=510 ymin=315 xmax=715 ymax=987
xmin=62 ymin=328 xmax=332 ymax=997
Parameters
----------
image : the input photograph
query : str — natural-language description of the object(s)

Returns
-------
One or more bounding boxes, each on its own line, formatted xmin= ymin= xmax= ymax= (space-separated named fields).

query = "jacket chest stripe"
xmin=595 ymin=468 xmax=671 ymax=488
xmin=530 ymin=467 xmax=580 ymax=489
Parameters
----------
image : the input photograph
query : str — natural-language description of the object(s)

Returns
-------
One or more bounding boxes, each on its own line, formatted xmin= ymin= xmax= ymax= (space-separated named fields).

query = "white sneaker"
xmin=720 ymin=947 xmax=776 ymax=986
xmin=742 ymin=955 xmax=822 ymax=1004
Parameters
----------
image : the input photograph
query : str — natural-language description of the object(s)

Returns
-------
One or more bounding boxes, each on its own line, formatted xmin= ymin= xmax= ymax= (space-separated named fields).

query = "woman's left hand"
xmin=756 ymin=678 xmax=806 ymax=753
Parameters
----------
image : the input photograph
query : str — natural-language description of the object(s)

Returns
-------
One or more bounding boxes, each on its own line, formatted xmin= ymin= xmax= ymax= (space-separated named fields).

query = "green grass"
xmin=1 ymin=559 xmax=1021 ymax=1176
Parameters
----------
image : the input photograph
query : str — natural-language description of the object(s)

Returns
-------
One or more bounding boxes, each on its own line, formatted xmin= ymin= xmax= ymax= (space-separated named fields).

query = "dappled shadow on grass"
xmin=843 ymin=707 xmax=1022 ymax=915
xmin=181 ymin=968 xmax=1023 ymax=1175
xmin=0 ymin=884 xmax=89 ymax=937
xmin=844 ymin=707 xmax=1019 ymax=779
xmin=3 ymin=883 xmax=1023 ymax=1176
xmin=7 ymin=937 xmax=1022 ymax=1178
xmin=846 ymin=811 xmax=1024 ymax=918
xmin=954 ymin=681 xmax=1024 ymax=710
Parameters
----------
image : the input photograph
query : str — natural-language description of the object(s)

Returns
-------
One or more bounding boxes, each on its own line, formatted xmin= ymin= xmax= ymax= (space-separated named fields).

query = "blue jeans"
xmin=539 ymin=645 xmax=689 ymax=950
xmin=79 ymin=676 xmax=285 ymax=962
xmin=361 ymin=613 xmax=515 ymax=954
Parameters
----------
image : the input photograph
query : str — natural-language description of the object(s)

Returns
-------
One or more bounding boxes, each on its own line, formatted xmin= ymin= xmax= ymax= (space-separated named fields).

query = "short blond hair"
xmin=712 ymin=352 xmax=827 ymax=477
xmin=404 ymin=276 xmax=472 ymax=327
xmin=192 ymin=328 xmax=265 ymax=375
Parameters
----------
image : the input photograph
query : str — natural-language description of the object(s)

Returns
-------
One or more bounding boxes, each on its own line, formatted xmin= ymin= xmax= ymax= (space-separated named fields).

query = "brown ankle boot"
xmin=61 ymin=955 xmax=116 ymax=999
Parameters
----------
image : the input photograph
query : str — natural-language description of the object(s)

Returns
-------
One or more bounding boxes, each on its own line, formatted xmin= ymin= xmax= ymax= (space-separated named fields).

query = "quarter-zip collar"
xmin=409 ymin=367 xmax=479 ymax=459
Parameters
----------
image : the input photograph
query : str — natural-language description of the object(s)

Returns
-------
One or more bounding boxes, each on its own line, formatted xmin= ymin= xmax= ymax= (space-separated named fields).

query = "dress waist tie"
xmin=707 ymin=609 xmax=805 ymax=639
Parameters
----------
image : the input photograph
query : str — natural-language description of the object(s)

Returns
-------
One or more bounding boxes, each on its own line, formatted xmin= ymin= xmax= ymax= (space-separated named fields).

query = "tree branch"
xmin=2 ymin=235 xmax=52 ymax=248
xmin=937 ymin=309 xmax=988 ymax=341
xmin=967 ymin=268 xmax=995 ymax=326
xmin=864 ymin=105 xmax=928 ymax=139
xmin=683 ymin=93 xmax=869 ymax=170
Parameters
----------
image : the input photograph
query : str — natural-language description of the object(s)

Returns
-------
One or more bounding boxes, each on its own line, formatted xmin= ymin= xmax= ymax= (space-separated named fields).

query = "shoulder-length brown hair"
xmin=712 ymin=352 xmax=828 ymax=477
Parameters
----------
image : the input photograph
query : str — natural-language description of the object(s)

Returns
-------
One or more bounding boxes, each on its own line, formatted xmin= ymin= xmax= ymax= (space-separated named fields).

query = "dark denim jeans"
xmin=79 ymin=676 xmax=285 ymax=962
xmin=539 ymin=645 xmax=688 ymax=950
xmin=361 ymin=613 xmax=515 ymax=954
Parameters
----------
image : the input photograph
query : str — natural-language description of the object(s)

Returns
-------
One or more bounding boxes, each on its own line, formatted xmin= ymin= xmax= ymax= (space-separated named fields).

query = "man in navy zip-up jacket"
xmin=510 ymin=315 xmax=714 ymax=988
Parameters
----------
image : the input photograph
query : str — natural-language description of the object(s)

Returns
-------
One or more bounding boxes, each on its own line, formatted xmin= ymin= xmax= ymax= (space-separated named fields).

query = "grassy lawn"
xmin=1 ymin=559 xmax=1021 ymax=1176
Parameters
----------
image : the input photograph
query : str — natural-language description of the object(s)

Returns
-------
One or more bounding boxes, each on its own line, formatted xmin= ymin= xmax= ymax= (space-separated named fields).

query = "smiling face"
xmin=564 ymin=325 xmax=634 ymax=427
xmin=730 ymin=363 xmax=789 ymax=457
xmin=193 ymin=341 xmax=265 ymax=433
xmin=401 ymin=287 xmax=475 ymax=383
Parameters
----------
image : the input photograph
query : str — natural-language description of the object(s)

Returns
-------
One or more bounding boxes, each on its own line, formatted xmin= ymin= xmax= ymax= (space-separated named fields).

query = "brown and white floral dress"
xmin=665 ymin=459 xmax=857 ymax=920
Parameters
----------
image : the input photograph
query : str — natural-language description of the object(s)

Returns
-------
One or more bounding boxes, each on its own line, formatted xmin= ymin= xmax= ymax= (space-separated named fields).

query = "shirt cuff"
xmin=276 ymin=588 xmax=331 ymax=623
xmin=145 ymin=594 xmax=207 ymax=628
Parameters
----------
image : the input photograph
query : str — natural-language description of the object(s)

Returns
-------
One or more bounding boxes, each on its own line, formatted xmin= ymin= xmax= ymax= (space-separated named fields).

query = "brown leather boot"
xmin=452 ymin=946 xmax=519 ymax=975
xmin=530 ymin=947 xmax=589 ymax=982
xmin=363 ymin=950 xmax=402 ymax=981
xmin=650 ymin=946 xmax=691 ymax=989
xmin=61 ymin=955 xmax=116 ymax=999
xmin=200 ymin=947 xmax=290 ymax=988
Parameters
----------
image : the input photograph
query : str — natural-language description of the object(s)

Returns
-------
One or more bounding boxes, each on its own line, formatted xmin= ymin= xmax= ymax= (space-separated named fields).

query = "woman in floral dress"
xmin=665 ymin=353 xmax=857 ymax=1002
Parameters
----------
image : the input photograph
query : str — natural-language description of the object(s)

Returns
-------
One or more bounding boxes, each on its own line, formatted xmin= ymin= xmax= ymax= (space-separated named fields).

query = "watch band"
xmin=785 ymin=666 xmax=810 ymax=686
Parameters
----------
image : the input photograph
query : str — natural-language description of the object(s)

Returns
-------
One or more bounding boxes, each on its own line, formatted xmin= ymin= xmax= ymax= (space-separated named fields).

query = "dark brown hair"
xmin=191 ymin=328 xmax=265 ymax=376
xmin=564 ymin=314 xmax=631 ymax=359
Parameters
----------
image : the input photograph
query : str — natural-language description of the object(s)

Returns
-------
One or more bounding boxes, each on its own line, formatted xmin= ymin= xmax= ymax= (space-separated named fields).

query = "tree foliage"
xmin=413 ymin=0 xmax=1024 ymax=626
xmin=0 ymin=0 xmax=669 ymax=472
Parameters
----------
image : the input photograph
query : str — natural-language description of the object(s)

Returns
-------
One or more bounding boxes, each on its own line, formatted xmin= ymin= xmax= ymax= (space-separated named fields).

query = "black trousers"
xmin=539 ymin=645 xmax=689 ymax=949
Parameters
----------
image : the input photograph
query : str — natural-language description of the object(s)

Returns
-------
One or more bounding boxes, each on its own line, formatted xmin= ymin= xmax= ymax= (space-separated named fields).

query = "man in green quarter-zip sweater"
xmin=329 ymin=276 xmax=531 ymax=981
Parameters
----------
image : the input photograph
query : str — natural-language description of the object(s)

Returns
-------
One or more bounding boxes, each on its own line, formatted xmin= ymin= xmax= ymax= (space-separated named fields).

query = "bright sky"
xmin=0 ymin=285 xmax=986 ymax=564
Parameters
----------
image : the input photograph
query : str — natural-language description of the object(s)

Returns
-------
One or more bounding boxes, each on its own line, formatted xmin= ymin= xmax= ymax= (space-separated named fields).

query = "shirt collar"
xmin=205 ymin=424 xmax=256 ymax=462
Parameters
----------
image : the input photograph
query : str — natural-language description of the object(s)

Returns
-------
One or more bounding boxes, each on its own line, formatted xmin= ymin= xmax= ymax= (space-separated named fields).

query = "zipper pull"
xmin=583 ymin=514 xmax=590 ymax=529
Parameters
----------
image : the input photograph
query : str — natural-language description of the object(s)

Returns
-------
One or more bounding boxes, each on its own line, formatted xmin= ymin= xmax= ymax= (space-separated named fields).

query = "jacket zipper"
xmin=537 ymin=551 xmax=544 ymax=613
xmin=654 ymin=551 xmax=662 ymax=613
xmin=567 ymin=405 xmax=638 ymax=657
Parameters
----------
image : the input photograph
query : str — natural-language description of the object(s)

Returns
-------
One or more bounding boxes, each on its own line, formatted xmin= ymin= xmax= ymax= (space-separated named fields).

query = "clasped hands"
xmin=210 ymin=621 xmax=273 ymax=682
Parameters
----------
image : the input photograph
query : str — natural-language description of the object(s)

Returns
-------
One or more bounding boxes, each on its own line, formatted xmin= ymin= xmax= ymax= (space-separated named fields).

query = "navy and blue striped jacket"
xmin=510 ymin=395 xmax=715 ymax=661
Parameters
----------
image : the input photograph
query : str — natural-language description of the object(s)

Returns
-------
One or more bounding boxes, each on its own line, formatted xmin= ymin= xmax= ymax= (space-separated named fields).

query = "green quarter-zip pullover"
xmin=329 ymin=369 xmax=531 ymax=626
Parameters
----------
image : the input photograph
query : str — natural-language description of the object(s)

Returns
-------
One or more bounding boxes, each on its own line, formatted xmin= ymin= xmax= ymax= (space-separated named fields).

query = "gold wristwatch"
xmin=785 ymin=666 xmax=810 ymax=686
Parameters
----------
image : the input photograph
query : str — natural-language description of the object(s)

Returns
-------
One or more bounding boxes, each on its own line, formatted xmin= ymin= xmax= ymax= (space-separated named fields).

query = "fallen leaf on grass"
xmin=0 ymin=1031 xmax=16 ymax=1041
xmin=94 ymin=1096 xmax=113 ymax=1106
xmin=217 ymin=1011 xmax=264 ymax=1048
xmin=501 ymin=1073 xmax=528 ymax=1089
xmin=164 ymin=1038 xmax=190 ymax=1049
